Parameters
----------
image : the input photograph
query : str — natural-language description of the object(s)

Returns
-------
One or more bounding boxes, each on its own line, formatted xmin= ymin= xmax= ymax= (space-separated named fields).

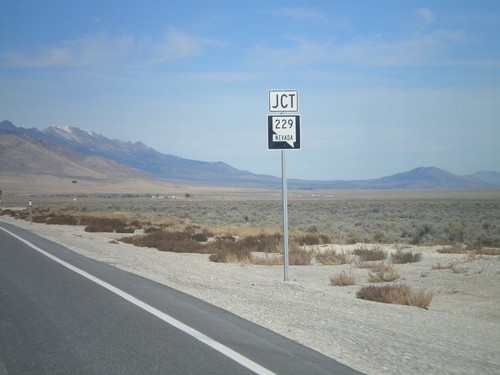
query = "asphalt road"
xmin=0 ymin=222 xmax=364 ymax=375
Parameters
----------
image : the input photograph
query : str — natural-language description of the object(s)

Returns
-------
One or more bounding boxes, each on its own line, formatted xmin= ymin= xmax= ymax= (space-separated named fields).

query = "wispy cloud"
xmin=415 ymin=8 xmax=435 ymax=33
xmin=249 ymin=28 xmax=466 ymax=68
xmin=417 ymin=8 xmax=435 ymax=26
xmin=272 ymin=5 xmax=350 ymax=29
xmin=273 ymin=6 xmax=330 ymax=24
xmin=1 ymin=33 xmax=134 ymax=67
xmin=1 ymin=28 xmax=223 ymax=68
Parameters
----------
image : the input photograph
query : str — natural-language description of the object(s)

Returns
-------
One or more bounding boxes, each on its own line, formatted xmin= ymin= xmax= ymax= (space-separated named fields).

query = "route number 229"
xmin=273 ymin=117 xmax=295 ymax=130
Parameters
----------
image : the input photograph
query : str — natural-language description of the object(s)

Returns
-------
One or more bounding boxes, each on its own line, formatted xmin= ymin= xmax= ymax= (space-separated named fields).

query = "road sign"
xmin=269 ymin=90 xmax=298 ymax=112
xmin=268 ymin=115 xmax=301 ymax=150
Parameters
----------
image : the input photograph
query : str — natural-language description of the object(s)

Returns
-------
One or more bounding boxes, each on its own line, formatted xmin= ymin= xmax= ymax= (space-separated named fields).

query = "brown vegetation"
xmin=352 ymin=246 xmax=387 ymax=261
xmin=368 ymin=262 xmax=400 ymax=283
xmin=316 ymin=249 xmax=352 ymax=265
xmin=330 ymin=268 xmax=356 ymax=286
xmin=391 ymin=249 xmax=423 ymax=264
xmin=356 ymin=284 xmax=433 ymax=309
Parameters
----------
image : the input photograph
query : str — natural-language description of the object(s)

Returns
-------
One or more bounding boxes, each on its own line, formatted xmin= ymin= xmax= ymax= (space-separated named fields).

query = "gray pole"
xmin=29 ymin=200 xmax=32 ymax=225
xmin=281 ymin=150 xmax=289 ymax=281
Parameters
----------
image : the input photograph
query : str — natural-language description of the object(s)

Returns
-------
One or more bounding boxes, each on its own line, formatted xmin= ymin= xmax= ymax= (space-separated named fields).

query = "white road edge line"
xmin=1 ymin=226 xmax=276 ymax=375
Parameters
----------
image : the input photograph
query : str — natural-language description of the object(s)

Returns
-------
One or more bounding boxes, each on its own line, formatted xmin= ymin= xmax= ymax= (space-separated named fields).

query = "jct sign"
xmin=269 ymin=90 xmax=298 ymax=112
xmin=268 ymin=89 xmax=301 ymax=150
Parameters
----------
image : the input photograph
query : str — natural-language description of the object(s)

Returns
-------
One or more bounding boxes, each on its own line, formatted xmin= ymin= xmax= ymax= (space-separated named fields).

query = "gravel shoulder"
xmin=2 ymin=216 xmax=500 ymax=375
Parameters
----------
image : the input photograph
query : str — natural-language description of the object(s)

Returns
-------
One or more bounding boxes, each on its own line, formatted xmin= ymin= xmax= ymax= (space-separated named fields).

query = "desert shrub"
xmin=248 ymin=233 xmax=282 ymax=252
xmin=45 ymin=215 xmax=78 ymax=225
xmin=288 ymin=242 xmax=313 ymax=265
xmin=0 ymin=209 xmax=18 ymax=217
xmin=206 ymin=233 xmax=280 ymax=254
xmin=119 ymin=236 xmax=134 ymax=244
xmin=206 ymin=233 xmax=287 ymax=264
xmin=391 ymin=249 xmax=422 ymax=264
xmin=77 ymin=216 xmax=96 ymax=226
xmin=368 ymin=262 xmax=400 ymax=282
xmin=31 ymin=215 xmax=49 ymax=223
xmin=191 ymin=229 xmax=214 ymax=242
xmin=474 ymin=247 xmax=500 ymax=256
xmin=411 ymin=223 xmax=433 ymax=245
xmin=143 ymin=225 xmax=163 ymax=234
xmin=316 ymin=249 xmax=351 ymax=265
xmin=17 ymin=211 xmax=30 ymax=220
xmin=437 ymin=244 xmax=467 ymax=254
xmin=372 ymin=229 xmax=387 ymax=243
xmin=297 ymin=233 xmax=330 ymax=246
xmin=330 ymin=269 xmax=356 ymax=286
xmin=352 ymin=246 xmax=387 ymax=262
xmin=115 ymin=226 xmax=136 ymax=233
xmin=129 ymin=231 xmax=205 ymax=253
xmin=306 ymin=225 xmax=319 ymax=233
xmin=446 ymin=220 xmax=465 ymax=243
xmin=85 ymin=223 xmax=114 ymax=232
xmin=191 ymin=232 xmax=209 ymax=242
xmin=431 ymin=262 xmax=456 ymax=270
xmin=451 ymin=264 xmax=469 ymax=274
xmin=356 ymin=284 xmax=432 ymax=309
xmin=251 ymin=253 xmax=282 ymax=266
xmin=84 ymin=218 xmax=130 ymax=233
xmin=209 ymin=239 xmax=252 ymax=263
xmin=354 ymin=260 xmax=378 ymax=269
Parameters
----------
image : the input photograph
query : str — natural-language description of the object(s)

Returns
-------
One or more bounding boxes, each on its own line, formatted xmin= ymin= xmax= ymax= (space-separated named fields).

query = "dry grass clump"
xmin=296 ymin=233 xmax=330 ymax=246
xmin=368 ymin=262 xmax=400 ymax=282
xmin=437 ymin=244 xmax=468 ymax=254
xmin=250 ymin=253 xmax=283 ymax=266
xmin=121 ymin=231 xmax=207 ymax=253
xmin=209 ymin=239 xmax=253 ymax=263
xmin=0 ymin=209 xmax=17 ymax=217
xmin=438 ymin=244 xmax=500 ymax=257
xmin=240 ymin=233 xmax=282 ymax=252
xmin=45 ymin=214 xmax=79 ymax=225
xmin=431 ymin=262 xmax=456 ymax=270
xmin=120 ymin=229 xmax=285 ymax=263
xmin=316 ymin=249 xmax=352 ymax=265
xmin=330 ymin=268 xmax=356 ymax=286
xmin=451 ymin=265 xmax=469 ymax=274
xmin=352 ymin=246 xmax=387 ymax=262
xmin=84 ymin=218 xmax=135 ymax=233
xmin=473 ymin=247 xmax=500 ymax=256
xmin=2 ymin=208 xmax=142 ymax=234
xmin=288 ymin=243 xmax=314 ymax=265
xmin=391 ymin=249 xmax=422 ymax=264
xmin=208 ymin=234 xmax=283 ymax=264
xmin=356 ymin=284 xmax=433 ymax=309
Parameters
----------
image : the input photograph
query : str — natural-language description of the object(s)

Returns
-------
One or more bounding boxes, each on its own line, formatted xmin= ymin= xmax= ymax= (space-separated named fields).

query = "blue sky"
xmin=1 ymin=1 xmax=499 ymax=180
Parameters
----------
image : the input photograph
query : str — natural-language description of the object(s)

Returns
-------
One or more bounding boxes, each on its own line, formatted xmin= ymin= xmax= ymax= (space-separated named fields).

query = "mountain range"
xmin=1 ymin=120 xmax=499 ymax=191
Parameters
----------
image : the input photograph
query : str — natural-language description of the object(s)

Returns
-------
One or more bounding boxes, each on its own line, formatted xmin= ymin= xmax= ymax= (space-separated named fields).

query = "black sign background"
xmin=267 ymin=115 xmax=301 ymax=150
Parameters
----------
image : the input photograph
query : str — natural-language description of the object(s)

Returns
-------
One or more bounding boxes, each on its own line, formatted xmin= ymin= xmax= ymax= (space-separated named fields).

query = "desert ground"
xmin=1 ymin=190 xmax=499 ymax=374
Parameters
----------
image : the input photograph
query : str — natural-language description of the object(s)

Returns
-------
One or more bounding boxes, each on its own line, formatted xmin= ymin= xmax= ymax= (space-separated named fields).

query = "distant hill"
xmin=289 ymin=167 xmax=494 ymax=190
xmin=1 ymin=120 xmax=499 ymax=190
xmin=367 ymin=167 xmax=490 ymax=189
xmin=0 ymin=120 xmax=278 ymax=187
xmin=0 ymin=132 xmax=146 ymax=180
xmin=468 ymin=171 xmax=500 ymax=187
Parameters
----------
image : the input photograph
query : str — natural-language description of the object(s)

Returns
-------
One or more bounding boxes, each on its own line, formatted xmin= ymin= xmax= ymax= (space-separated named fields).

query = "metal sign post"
xmin=281 ymin=150 xmax=289 ymax=281
xmin=29 ymin=199 xmax=32 ymax=225
xmin=268 ymin=90 xmax=300 ymax=282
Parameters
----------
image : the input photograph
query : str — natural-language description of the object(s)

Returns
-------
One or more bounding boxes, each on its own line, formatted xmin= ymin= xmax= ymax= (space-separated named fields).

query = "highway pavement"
xmin=0 ymin=222 xmax=364 ymax=374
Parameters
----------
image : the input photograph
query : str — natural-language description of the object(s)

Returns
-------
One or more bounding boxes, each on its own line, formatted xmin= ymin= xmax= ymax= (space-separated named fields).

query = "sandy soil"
xmin=2 ymin=216 xmax=499 ymax=375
